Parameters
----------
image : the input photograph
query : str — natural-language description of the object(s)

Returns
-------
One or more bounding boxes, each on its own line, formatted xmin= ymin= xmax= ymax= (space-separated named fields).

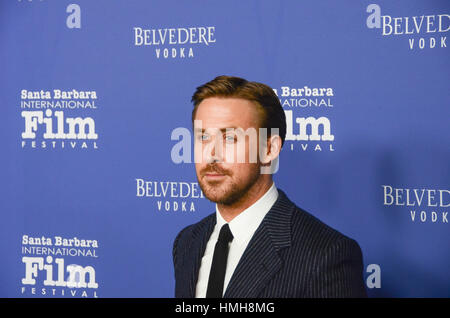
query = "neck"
xmin=217 ymin=176 xmax=273 ymax=222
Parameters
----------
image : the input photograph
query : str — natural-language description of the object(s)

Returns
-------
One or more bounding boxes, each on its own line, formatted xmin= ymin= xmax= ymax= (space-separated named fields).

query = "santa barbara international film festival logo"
xmin=20 ymin=234 xmax=100 ymax=298
xmin=275 ymin=85 xmax=335 ymax=153
xmin=133 ymin=25 xmax=216 ymax=59
xmin=366 ymin=4 xmax=450 ymax=50
xmin=382 ymin=185 xmax=449 ymax=224
xmin=20 ymin=89 xmax=99 ymax=150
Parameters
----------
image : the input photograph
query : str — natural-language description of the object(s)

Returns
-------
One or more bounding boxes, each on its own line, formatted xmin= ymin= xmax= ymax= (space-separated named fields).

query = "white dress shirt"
xmin=195 ymin=183 xmax=279 ymax=298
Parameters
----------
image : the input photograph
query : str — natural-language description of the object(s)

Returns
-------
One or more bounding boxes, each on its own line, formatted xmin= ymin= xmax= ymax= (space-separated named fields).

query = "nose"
xmin=205 ymin=135 xmax=223 ymax=164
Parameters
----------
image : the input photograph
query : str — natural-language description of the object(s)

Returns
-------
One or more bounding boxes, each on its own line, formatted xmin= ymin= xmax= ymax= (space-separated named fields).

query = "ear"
xmin=260 ymin=134 xmax=282 ymax=164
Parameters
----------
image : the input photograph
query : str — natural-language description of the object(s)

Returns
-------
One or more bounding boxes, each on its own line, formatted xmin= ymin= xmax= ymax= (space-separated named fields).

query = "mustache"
xmin=201 ymin=164 xmax=230 ymax=176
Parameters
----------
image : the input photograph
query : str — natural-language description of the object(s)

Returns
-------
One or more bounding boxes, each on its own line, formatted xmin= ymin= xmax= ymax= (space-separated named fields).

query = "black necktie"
xmin=206 ymin=223 xmax=234 ymax=298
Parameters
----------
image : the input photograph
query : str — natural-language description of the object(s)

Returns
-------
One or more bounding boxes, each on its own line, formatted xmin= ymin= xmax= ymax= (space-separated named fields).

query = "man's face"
xmin=193 ymin=97 xmax=264 ymax=205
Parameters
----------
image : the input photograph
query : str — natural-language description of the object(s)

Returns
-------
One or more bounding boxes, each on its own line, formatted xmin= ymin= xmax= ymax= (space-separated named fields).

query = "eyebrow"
xmin=194 ymin=127 xmax=239 ymax=133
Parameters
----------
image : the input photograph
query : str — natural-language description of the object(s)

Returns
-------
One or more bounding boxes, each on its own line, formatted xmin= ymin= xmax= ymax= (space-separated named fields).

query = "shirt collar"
xmin=215 ymin=183 xmax=279 ymax=244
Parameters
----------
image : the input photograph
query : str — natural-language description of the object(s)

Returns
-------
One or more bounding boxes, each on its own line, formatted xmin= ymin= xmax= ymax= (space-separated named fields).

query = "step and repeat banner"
xmin=1 ymin=0 xmax=449 ymax=298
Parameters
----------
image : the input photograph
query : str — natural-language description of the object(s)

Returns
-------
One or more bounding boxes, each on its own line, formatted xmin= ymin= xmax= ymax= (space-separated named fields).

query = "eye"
xmin=196 ymin=133 xmax=210 ymax=142
xmin=224 ymin=133 xmax=236 ymax=144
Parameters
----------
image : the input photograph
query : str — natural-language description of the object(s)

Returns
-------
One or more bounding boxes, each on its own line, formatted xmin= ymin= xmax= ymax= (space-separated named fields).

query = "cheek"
xmin=194 ymin=141 xmax=204 ymax=162
xmin=230 ymin=162 xmax=260 ymax=182
xmin=194 ymin=162 xmax=204 ymax=175
xmin=223 ymin=139 xmax=255 ymax=164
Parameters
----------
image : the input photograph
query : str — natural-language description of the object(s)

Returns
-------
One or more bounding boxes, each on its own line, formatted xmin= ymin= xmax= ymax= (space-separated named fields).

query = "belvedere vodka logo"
xmin=133 ymin=26 xmax=216 ymax=59
xmin=136 ymin=179 xmax=205 ymax=213
xmin=20 ymin=89 xmax=99 ymax=150
xmin=382 ymin=185 xmax=449 ymax=224
xmin=274 ymin=85 xmax=335 ymax=152
xmin=366 ymin=4 xmax=449 ymax=50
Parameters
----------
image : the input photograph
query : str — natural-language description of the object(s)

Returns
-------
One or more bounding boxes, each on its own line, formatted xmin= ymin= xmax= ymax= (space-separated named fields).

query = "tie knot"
xmin=218 ymin=224 xmax=233 ymax=243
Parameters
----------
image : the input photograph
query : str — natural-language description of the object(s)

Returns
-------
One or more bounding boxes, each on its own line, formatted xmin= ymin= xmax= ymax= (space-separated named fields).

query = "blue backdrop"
xmin=1 ymin=0 xmax=449 ymax=298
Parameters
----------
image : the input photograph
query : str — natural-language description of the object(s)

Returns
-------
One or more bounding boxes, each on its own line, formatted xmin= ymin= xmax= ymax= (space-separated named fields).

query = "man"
xmin=173 ymin=75 xmax=367 ymax=298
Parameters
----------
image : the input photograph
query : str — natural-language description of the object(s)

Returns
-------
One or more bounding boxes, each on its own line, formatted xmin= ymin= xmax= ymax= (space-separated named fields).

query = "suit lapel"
xmin=186 ymin=214 xmax=216 ymax=298
xmin=223 ymin=222 xmax=282 ymax=298
xmin=224 ymin=190 xmax=294 ymax=298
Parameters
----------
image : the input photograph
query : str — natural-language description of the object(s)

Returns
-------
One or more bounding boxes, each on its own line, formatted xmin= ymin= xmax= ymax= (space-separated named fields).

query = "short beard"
xmin=197 ymin=164 xmax=261 ymax=206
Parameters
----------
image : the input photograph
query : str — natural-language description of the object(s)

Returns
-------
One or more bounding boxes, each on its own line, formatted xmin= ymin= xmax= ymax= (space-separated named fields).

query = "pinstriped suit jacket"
xmin=173 ymin=189 xmax=367 ymax=298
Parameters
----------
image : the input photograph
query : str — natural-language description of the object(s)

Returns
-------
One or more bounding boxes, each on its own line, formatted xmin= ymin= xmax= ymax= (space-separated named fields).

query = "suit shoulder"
xmin=290 ymin=205 xmax=360 ymax=252
xmin=174 ymin=213 xmax=215 ymax=245
xmin=172 ymin=212 xmax=215 ymax=267
xmin=288 ymin=206 xmax=366 ymax=297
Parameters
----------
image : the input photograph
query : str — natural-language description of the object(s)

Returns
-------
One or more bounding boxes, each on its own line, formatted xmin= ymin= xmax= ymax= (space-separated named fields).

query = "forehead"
xmin=194 ymin=97 xmax=260 ymax=130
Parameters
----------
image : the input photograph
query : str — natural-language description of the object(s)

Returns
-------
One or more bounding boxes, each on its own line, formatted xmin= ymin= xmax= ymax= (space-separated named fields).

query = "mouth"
xmin=203 ymin=172 xmax=227 ymax=181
